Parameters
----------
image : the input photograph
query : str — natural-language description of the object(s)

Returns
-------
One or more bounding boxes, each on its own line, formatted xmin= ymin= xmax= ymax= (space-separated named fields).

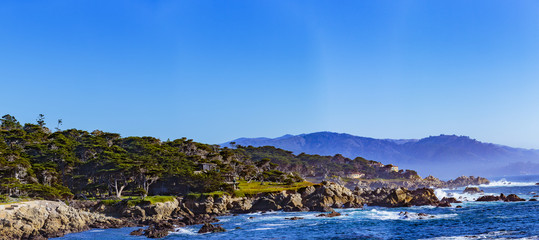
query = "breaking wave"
xmin=363 ymin=209 xmax=456 ymax=221
xmin=478 ymin=178 xmax=537 ymax=187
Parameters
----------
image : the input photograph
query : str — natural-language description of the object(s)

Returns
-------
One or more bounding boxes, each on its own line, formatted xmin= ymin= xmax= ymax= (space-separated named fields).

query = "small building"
xmin=368 ymin=161 xmax=385 ymax=168
xmin=200 ymin=163 xmax=217 ymax=171
xmin=383 ymin=164 xmax=398 ymax=172
xmin=346 ymin=172 xmax=365 ymax=179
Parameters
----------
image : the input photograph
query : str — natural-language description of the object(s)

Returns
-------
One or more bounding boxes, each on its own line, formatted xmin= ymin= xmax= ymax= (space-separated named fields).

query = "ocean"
xmin=55 ymin=175 xmax=539 ymax=240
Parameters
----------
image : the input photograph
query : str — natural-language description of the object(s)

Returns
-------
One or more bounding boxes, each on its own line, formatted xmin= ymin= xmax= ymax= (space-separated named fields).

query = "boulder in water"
xmin=437 ymin=202 xmax=451 ymax=207
xmin=144 ymin=221 xmax=174 ymax=238
xmin=441 ymin=197 xmax=462 ymax=203
xmin=198 ymin=223 xmax=226 ymax=234
xmin=463 ymin=187 xmax=483 ymax=194
xmin=503 ymin=194 xmax=525 ymax=202
xmin=476 ymin=195 xmax=502 ymax=202
xmin=285 ymin=217 xmax=304 ymax=220
xmin=129 ymin=229 xmax=144 ymax=236
xmin=316 ymin=210 xmax=341 ymax=218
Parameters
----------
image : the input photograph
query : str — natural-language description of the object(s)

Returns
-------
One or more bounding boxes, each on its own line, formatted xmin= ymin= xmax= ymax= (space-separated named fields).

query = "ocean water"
xmin=55 ymin=175 xmax=539 ymax=240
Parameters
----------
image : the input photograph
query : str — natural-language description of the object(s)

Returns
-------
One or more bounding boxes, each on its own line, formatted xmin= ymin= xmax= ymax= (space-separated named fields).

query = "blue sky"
xmin=1 ymin=1 xmax=539 ymax=148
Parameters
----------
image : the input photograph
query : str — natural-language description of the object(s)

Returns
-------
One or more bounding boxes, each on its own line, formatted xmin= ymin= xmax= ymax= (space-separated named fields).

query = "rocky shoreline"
xmin=347 ymin=175 xmax=490 ymax=190
xmin=0 ymin=180 xmax=529 ymax=239
xmin=0 ymin=200 xmax=132 ymax=240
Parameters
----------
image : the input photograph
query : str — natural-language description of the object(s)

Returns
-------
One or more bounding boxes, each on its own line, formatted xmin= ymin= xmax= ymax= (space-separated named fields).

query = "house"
xmin=383 ymin=164 xmax=398 ymax=172
xmin=346 ymin=172 xmax=365 ymax=179
xmin=200 ymin=163 xmax=217 ymax=171
xmin=368 ymin=161 xmax=385 ymax=168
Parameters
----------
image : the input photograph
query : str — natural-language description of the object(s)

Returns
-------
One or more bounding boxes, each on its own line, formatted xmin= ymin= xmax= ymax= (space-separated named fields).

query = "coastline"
xmin=3 ymin=177 xmax=535 ymax=240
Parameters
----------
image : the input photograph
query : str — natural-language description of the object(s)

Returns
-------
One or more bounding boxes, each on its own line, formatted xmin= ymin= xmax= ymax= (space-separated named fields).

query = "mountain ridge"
xmin=223 ymin=132 xmax=539 ymax=178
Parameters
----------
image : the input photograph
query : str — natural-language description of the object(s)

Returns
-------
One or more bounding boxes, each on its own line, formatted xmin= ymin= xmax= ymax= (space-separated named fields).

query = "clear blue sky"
xmin=1 ymin=1 xmax=539 ymax=148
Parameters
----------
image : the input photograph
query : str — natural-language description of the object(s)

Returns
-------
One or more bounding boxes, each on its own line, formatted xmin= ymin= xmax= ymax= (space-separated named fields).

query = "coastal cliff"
xmin=0 ymin=200 xmax=131 ymax=240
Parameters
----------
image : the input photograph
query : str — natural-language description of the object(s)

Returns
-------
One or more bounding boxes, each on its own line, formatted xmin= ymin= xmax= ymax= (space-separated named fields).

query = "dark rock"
xmin=529 ymin=199 xmax=537 ymax=201
xmin=144 ymin=221 xmax=174 ymax=238
xmin=463 ymin=187 xmax=483 ymax=194
xmin=476 ymin=195 xmax=502 ymax=202
xmin=417 ymin=213 xmax=428 ymax=216
xmin=316 ymin=210 xmax=341 ymax=218
xmin=456 ymin=205 xmax=463 ymax=208
xmin=503 ymin=194 xmax=525 ymax=202
xmin=251 ymin=198 xmax=280 ymax=211
xmin=533 ymin=195 xmax=539 ymax=198
xmin=198 ymin=223 xmax=226 ymax=234
xmin=285 ymin=217 xmax=304 ymax=220
xmin=408 ymin=188 xmax=440 ymax=206
xmin=437 ymin=202 xmax=451 ymax=207
xmin=327 ymin=211 xmax=341 ymax=217
xmin=129 ymin=229 xmax=144 ymax=236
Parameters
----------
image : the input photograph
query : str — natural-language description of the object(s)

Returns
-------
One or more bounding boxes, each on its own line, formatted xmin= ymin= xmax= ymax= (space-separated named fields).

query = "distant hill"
xmin=224 ymin=132 xmax=539 ymax=179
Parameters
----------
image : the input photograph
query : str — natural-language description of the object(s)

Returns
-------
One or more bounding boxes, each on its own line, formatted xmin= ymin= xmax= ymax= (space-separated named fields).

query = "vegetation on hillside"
xmin=0 ymin=114 xmax=418 ymax=201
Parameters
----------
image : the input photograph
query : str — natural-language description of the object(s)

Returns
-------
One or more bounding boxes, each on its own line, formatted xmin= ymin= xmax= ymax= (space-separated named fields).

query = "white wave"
xmin=363 ymin=209 xmax=456 ymax=221
xmin=263 ymin=223 xmax=287 ymax=227
xmin=247 ymin=227 xmax=274 ymax=231
xmin=88 ymin=230 xmax=105 ymax=233
xmin=478 ymin=178 xmax=537 ymax=187
xmin=434 ymin=188 xmax=485 ymax=202
xmin=421 ymin=231 xmax=538 ymax=239
xmin=171 ymin=227 xmax=197 ymax=235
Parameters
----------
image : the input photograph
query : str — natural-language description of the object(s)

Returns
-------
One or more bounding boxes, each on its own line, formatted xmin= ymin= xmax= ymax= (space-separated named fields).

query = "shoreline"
xmin=2 ymin=180 xmax=536 ymax=240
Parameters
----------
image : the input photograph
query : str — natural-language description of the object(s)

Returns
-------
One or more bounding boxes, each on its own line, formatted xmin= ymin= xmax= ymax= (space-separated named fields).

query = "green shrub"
xmin=100 ymin=199 xmax=121 ymax=206
xmin=144 ymin=195 xmax=176 ymax=204
xmin=18 ymin=183 xmax=73 ymax=200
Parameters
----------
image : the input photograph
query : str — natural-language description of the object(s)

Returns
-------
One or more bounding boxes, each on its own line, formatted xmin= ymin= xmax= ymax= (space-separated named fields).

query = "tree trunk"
xmin=114 ymin=179 xmax=126 ymax=199
xmin=142 ymin=176 xmax=158 ymax=198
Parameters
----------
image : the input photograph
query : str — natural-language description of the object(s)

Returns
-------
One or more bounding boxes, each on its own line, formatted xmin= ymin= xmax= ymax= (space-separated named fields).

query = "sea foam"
xmin=478 ymin=178 xmax=537 ymax=187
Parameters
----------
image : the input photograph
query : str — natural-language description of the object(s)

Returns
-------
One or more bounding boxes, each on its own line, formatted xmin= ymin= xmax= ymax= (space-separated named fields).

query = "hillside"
xmin=0 ymin=114 xmax=422 ymax=202
xmin=224 ymin=132 xmax=539 ymax=178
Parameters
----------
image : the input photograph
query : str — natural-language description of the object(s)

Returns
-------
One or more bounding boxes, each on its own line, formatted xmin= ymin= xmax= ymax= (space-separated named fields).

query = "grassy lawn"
xmin=0 ymin=196 xmax=31 ymax=205
xmin=234 ymin=181 xmax=316 ymax=196
xmin=100 ymin=195 xmax=176 ymax=206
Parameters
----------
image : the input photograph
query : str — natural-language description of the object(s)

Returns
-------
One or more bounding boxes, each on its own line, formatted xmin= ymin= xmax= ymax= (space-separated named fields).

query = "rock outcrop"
xmin=2 ymin=182 xmax=449 ymax=239
xmin=359 ymin=187 xmax=442 ymax=207
xmin=476 ymin=193 xmax=526 ymax=202
xmin=349 ymin=175 xmax=490 ymax=190
xmin=0 ymin=200 xmax=130 ymax=240
xmin=198 ymin=223 xmax=226 ymax=233
xmin=463 ymin=187 xmax=483 ymax=194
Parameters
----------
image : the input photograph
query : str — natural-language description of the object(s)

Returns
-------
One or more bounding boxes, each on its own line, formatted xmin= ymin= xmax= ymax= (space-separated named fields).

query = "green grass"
xmin=142 ymin=195 xmax=176 ymax=204
xmin=187 ymin=191 xmax=228 ymax=199
xmin=235 ymin=181 xmax=316 ymax=196
xmin=99 ymin=195 xmax=176 ymax=206
xmin=100 ymin=199 xmax=121 ymax=206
